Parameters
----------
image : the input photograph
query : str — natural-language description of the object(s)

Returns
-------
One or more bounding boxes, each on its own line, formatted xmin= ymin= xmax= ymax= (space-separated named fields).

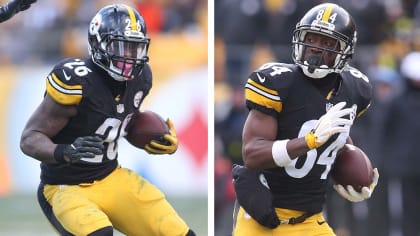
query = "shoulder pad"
xmin=245 ymin=63 xmax=296 ymax=114
xmin=46 ymin=58 xmax=88 ymax=105
xmin=255 ymin=62 xmax=296 ymax=79
xmin=341 ymin=66 xmax=372 ymax=117
xmin=342 ymin=66 xmax=370 ymax=84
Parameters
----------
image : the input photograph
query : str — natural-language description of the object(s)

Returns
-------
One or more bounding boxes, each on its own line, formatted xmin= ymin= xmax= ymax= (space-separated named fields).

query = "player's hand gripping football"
xmin=334 ymin=168 xmax=379 ymax=202
xmin=62 ymin=136 xmax=104 ymax=163
xmin=144 ymin=118 xmax=178 ymax=155
xmin=305 ymin=102 xmax=356 ymax=149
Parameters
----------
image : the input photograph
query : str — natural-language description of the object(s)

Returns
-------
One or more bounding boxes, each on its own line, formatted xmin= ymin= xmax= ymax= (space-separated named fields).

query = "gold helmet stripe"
xmin=322 ymin=5 xmax=333 ymax=22
xmin=46 ymin=73 xmax=82 ymax=105
xmin=124 ymin=5 xmax=137 ymax=31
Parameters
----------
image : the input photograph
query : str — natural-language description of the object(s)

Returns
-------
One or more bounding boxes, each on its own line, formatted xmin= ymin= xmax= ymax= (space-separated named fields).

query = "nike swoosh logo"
xmin=317 ymin=220 xmax=326 ymax=225
xmin=63 ymin=70 xmax=71 ymax=80
xmin=256 ymin=73 xmax=265 ymax=83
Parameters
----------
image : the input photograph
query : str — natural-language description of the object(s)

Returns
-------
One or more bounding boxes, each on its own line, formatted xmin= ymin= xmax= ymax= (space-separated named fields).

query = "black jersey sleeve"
xmin=45 ymin=58 xmax=86 ymax=105
xmin=245 ymin=62 xmax=295 ymax=117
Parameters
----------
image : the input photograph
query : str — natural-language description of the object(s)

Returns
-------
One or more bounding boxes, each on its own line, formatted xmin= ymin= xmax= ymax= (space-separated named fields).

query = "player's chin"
xmin=112 ymin=62 xmax=134 ymax=79
xmin=123 ymin=67 xmax=135 ymax=79
xmin=117 ymin=69 xmax=134 ymax=81
xmin=123 ymin=75 xmax=135 ymax=81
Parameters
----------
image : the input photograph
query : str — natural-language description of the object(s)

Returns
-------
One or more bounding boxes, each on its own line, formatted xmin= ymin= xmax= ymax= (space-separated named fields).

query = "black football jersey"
xmin=245 ymin=62 xmax=372 ymax=213
xmin=41 ymin=58 xmax=152 ymax=185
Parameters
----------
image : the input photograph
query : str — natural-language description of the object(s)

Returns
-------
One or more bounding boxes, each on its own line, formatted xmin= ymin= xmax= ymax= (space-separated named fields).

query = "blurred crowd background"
xmin=215 ymin=0 xmax=420 ymax=236
xmin=0 ymin=0 xmax=208 ymax=235
xmin=0 ymin=0 xmax=207 ymax=65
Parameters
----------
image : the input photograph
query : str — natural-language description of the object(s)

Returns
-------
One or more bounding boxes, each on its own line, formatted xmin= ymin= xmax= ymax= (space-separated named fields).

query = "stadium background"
xmin=0 ymin=0 xmax=208 ymax=235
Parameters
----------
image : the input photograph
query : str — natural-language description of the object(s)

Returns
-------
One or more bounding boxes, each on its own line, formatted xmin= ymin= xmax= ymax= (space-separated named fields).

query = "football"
xmin=125 ymin=110 xmax=170 ymax=149
xmin=331 ymin=144 xmax=373 ymax=192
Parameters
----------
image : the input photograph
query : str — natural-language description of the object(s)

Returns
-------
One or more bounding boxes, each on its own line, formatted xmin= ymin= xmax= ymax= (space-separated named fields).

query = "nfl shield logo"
xmin=117 ymin=104 xmax=124 ymax=113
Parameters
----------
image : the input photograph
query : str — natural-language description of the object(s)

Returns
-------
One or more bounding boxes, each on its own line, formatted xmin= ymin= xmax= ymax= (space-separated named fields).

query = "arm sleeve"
xmin=245 ymin=66 xmax=289 ymax=118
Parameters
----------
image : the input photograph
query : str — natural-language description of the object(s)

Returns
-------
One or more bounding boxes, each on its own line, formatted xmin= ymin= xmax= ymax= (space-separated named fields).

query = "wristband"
xmin=272 ymin=139 xmax=292 ymax=167
xmin=54 ymin=144 xmax=67 ymax=163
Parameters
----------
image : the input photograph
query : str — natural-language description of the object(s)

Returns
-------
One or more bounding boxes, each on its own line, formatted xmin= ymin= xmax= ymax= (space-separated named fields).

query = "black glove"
xmin=232 ymin=164 xmax=280 ymax=229
xmin=0 ymin=0 xmax=36 ymax=22
xmin=19 ymin=0 xmax=36 ymax=11
xmin=54 ymin=136 xmax=104 ymax=164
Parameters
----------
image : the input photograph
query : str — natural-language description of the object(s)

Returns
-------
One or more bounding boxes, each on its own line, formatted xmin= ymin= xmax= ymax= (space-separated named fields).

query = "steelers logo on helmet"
xmin=89 ymin=14 xmax=101 ymax=36
xmin=88 ymin=4 xmax=150 ymax=81
xmin=292 ymin=3 xmax=357 ymax=79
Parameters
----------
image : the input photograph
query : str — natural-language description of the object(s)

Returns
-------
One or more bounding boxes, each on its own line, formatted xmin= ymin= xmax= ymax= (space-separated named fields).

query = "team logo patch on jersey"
xmin=62 ymin=70 xmax=72 ymax=80
xmin=134 ymin=91 xmax=143 ymax=108
xmin=117 ymin=104 xmax=125 ymax=113
xmin=256 ymin=73 xmax=266 ymax=83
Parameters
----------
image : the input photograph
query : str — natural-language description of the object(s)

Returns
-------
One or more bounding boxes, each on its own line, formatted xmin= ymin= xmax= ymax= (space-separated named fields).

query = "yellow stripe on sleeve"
xmin=322 ymin=5 xmax=333 ymax=22
xmin=247 ymin=79 xmax=279 ymax=96
xmin=357 ymin=105 xmax=370 ymax=118
xmin=245 ymin=79 xmax=282 ymax=113
xmin=46 ymin=73 xmax=83 ymax=105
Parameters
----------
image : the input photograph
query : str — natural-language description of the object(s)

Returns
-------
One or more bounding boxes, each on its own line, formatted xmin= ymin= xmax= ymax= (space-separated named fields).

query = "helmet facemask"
xmin=293 ymin=28 xmax=353 ymax=79
xmin=105 ymin=35 xmax=149 ymax=81
xmin=91 ymin=33 xmax=150 ymax=81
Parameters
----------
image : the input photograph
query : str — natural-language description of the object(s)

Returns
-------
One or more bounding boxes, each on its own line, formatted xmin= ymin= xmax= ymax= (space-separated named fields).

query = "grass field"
xmin=0 ymin=194 xmax=208 ymax=236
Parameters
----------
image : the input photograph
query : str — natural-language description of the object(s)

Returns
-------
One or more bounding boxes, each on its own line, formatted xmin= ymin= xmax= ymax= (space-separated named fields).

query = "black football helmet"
xmin=292 ymin=3 xmax=357 ymax=79
xmin=88 ymin=4 xmax=150 ymax=81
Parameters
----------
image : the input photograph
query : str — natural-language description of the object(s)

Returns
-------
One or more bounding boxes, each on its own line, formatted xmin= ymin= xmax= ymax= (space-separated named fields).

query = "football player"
xmin=0 ymin=0 xmax=36 ymax=22
xmin=20 ymin=4 xmax=195 ymax=236
xmin=232 ymin=3 xmax=379 ymax=235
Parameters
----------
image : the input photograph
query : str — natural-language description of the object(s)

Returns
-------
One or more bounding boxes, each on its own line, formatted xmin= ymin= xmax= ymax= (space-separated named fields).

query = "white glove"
xmin=305 ymin=102 xmax=356 ymax=149
xmin=334 ymin=168 xmax=379 ymax=202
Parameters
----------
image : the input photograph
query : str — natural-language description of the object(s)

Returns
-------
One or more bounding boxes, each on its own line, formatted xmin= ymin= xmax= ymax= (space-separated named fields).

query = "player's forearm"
xmin=20 ymin=130 xmax=57 ymax=163
xmin=286 ymin=137 xmax=311 ymax=158
xmin=242 ymin=138 xmax=278 ymax=170
xmin=243 ymin=137 xmax=311 ymax=170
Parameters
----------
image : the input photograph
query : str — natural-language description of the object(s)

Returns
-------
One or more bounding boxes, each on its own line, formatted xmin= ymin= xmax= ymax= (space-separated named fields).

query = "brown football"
xmin=331 ymin=144 xmax=373 ymax=192
xmin=125 ymin=110 xmax=170 ymax=149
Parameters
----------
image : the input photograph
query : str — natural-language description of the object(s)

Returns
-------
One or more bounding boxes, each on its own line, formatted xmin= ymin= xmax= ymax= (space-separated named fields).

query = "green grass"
xmin=0 ymin=194 xmax=207 ymax=236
